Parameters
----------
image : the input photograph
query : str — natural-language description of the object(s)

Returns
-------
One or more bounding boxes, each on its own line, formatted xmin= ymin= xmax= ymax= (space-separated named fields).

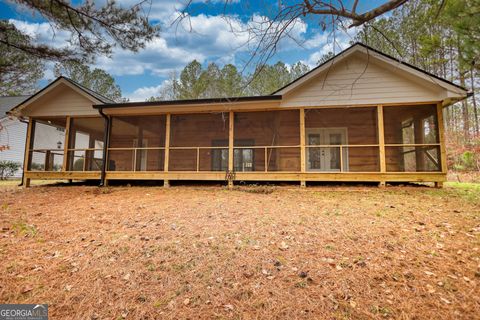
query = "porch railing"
xmin=31 ymin=143 xmax=442 ymax=173
xmin=29 ymin=149 xmax=64 ymax=171
xmin=67 ymin=148 xmax=104 ymax=171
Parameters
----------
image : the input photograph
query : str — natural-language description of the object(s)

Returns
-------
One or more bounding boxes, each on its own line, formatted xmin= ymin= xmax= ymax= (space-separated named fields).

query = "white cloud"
xmin=95 ymin=37 xmax=205 ymax=77
xmin=9 ymin=4 xmax=360 ymax=97
xmin=9 ymin=19 xmax=72 ymax=49
xmin=303 ymin=26 xmax=359 ymax=68
xmin=125 ymin=83 xmax=164 ymax=101
xmin=125 ymin=78 xmax=178 ymax=101
xmin=304 ymin=33 xmax=328 ymax=49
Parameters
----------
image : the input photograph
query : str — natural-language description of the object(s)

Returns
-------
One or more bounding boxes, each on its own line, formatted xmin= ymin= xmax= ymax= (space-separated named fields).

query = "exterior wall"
xmin=234 ymin=110 xmax=300 ymax=172
xmin=0 ymin=117 xmax=27 ymax=178
xmin=109 ymin=116 xmax=166 ymax=171
xmin=21 ymin=82 xmax=100 ymax=117
xmin=169 ymin=113 xmax=228 ymax=171
xmin=281 ymin=52 xmax=444 ymax=108
xmin=305 ymin=107 xmax=379 ymax=172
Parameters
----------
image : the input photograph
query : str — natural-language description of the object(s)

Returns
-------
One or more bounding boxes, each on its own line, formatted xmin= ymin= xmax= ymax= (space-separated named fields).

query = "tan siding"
xmin=22 ymin=83 xmax=99 ymax=117
xmin=281 ymin=53 xmax=444 ymax=107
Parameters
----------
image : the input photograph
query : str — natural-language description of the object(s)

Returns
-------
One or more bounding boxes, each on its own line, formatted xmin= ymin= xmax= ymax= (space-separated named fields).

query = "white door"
xmin=306 ymin=128 xmax=348 ymax=171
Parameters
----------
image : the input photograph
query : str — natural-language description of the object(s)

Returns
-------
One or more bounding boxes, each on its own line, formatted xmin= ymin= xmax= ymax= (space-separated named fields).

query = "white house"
xmin=0 ymin=96 xmax=30 ymax=178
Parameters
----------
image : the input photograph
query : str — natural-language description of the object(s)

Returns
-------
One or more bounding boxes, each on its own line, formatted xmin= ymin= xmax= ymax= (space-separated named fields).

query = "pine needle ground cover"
xmin=0 ymin=185 xmax=478 ymax=319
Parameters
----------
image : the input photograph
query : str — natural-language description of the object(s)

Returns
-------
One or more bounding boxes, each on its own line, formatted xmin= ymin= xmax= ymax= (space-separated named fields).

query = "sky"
xmin=0 ymin=0 xmax=388 ymax=101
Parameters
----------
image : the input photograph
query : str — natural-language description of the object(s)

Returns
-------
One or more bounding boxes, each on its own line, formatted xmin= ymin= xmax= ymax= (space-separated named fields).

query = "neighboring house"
xmin=0 ymin=96 xmax=29 ymax=178
xmin=8 ymin=43 xmax=470 ymax=187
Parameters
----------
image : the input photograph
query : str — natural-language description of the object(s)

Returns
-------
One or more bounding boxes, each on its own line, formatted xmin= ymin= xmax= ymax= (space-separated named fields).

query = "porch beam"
xmin=436 ymin=102 xmax=448 ymax=175
xmin=62 ymin=116 xmax=71 ymax=171
xmin=299 ymin=108 xmax=306 ymax=187
xmin=164 ymin=113 xmax=171 ymax=187
xmin=377 ymin=105 xmax=386 ymax=186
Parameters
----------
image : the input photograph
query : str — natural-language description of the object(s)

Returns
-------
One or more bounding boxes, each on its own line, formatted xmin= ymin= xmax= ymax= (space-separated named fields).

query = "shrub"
xmin=0 ymin=161 xmax=21 ymax=180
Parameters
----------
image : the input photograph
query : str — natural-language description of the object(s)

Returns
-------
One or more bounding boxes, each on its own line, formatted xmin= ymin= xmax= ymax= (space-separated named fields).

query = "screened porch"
xmin=25 ymin=103 xmax=445 ymax=184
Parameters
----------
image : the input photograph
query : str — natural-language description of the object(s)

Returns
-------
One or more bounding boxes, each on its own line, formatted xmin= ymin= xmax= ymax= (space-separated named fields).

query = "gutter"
xmin=98 ymin=107 xmax=110 ymax=187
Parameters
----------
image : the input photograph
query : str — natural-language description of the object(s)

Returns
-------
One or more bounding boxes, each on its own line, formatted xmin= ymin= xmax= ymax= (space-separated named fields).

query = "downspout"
xmin=18 ymin=118 xmax=29 ymax=187
xmin=98 ymin=107 xmax=110 ymax=187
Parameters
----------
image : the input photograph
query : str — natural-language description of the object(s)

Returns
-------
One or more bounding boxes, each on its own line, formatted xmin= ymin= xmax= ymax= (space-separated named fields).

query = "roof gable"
xmin=9 ymin=77 xmax=112 ymax=118
xmin=275 ymin=43 xmax=468 ymax=103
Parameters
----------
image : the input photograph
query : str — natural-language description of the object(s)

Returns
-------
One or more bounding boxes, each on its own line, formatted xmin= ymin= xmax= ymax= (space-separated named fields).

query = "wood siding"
xmin=22 ymin=83 xmax=99 ymax=117
xmin=281 ymin=52 xmax=445 ymax=108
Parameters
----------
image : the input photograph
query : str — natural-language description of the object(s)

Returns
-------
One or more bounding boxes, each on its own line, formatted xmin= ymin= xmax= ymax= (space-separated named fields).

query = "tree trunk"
xmin=460 ymin=76 xmax=470 ymax=141
xmin=470 ymin=67 xmax=479 ymax=135
xmin=458 ymin=39 xmax=470 ymax=141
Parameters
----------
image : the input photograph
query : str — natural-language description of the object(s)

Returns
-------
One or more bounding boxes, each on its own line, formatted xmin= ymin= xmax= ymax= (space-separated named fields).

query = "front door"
xmin=306 ymin=128 xmax=347 ymax=171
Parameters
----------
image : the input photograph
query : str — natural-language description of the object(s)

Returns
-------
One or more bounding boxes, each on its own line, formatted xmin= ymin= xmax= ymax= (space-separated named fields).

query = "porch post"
xmin=228 ymin=111 xmax=234 ymax=189
xmin=164 ymin=113 xmax=171 ymax=187
xmin=22 ymin=119 xmax=34 ymax=187
xmin=436 ymin=102 xmax=447 ymax=187
xmin=62 ymin=116 xmax=71 ymax=171
xmin=299 ymin=108 xmax=306 ymax=187
xmin=377 ymin=105 xmax=386 ymax=187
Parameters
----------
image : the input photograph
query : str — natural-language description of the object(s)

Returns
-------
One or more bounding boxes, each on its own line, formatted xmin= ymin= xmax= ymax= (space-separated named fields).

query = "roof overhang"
xmin=94 ymin=95 xmax=283 ymax=115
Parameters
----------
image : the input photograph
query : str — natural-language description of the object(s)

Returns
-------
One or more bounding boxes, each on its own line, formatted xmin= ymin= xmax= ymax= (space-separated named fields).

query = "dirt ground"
xmin=0 ymin=183 xmax=479 ymax=319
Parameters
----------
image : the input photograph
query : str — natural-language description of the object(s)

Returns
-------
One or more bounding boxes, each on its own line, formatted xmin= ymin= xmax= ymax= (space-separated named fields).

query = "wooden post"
xmin=62 ymin=116 xmax=71 ymax=171
xmin=196 ymin=147 xmax=200 ymax=172
xmin=264 ymin=147 xmax=268 ymax=172
xmin=22 ymin=119 xmax=34 ymax=187
xmin=437 ymin=102 xmax=448 ymax=174
xmin=102 ymin=115 xmax=112 ymax=187
xmin=436 ymin=102 xmax=447 ymax=188
xmin=300 ymin=108 xmax=306 ymax=187
xmin=377 ymin=105 xmax=386 ymax=187
xmin=136 ymin=125 xmax=144 ymax=172
xmin=44 ymin=150 xmax=51 ymax=171
xmin=414 ymin=117 xmax=425 ymax=172
xmin=86 ymin=135 xmax=95 ymax=171
xmin=228 ymin=111 xmax=234 ymax=189
xmin=164 ymin=114 xmax=171 ymax=187
xmin=339 ymin=145 xmax=343 ymax=172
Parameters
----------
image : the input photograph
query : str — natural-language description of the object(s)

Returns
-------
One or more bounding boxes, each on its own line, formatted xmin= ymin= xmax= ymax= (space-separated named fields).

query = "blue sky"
xmin=1 ymin=0 xmax=388 ymax=100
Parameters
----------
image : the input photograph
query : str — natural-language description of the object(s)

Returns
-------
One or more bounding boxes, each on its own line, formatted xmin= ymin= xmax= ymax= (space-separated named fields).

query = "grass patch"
xmin=445 ymin=182 xmax=480 ymax=204
xmin=12 ymin=221 xmax=38 ymax=237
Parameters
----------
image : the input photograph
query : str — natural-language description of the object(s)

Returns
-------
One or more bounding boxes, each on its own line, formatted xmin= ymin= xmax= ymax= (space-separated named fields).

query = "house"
xmin=0 ymin=95 xmax=30 ymax=178
xmin=8 ymin=43 xmax=469 ymax=188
